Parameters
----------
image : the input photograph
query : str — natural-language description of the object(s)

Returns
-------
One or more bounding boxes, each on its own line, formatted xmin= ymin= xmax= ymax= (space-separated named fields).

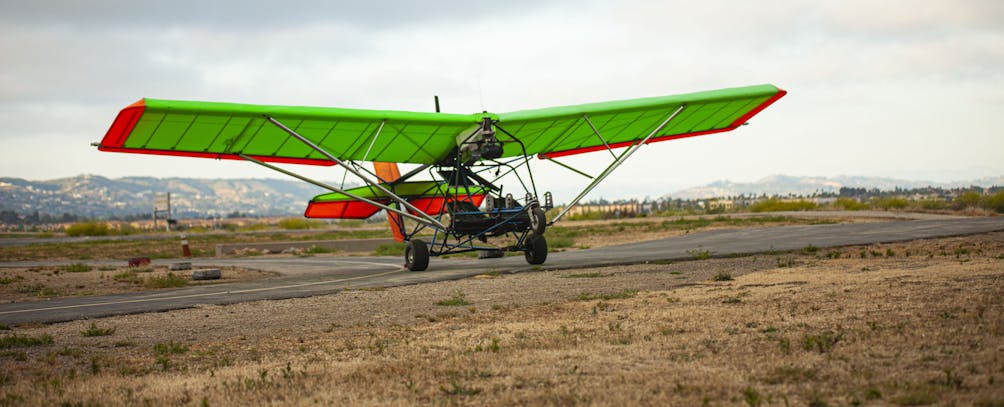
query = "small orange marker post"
xmin=180 ymin=232 xmax=191 ymax=257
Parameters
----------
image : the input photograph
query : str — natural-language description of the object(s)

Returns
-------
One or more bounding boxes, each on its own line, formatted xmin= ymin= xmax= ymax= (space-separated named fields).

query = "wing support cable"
xmin=237 ymin=154 xmax=442 ymax=228
xmin=264 ymin=116 xmax=448 ymax=230
xmin=583 ymin=114 xmax=617 ymax=159
xmin=361 ymin=120 xmax=386 ymax=162
xmin=550 ymin=105 xmax=686 ymax=224
xmin=540 ymin=156 xmax=594 ymax=179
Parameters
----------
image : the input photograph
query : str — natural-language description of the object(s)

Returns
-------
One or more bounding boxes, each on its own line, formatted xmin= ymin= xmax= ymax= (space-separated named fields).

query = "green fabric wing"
xmin=493 ymin=84 xmax=785 ymax=158
xmin=98 ymin=84 xmax=784 ymax=165
xmin=99 ymin=99 xmax=484 ymax=165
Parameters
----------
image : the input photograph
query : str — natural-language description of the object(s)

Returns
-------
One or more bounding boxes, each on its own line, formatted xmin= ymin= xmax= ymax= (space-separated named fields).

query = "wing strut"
xmin=264 ymin=116 xmax=448 ymax=230
xmin=583 ymin=114 xmax=618 ymax=159
xmin=550 ymin=105 xmax=686 ymax=224
xmin=237 ymin=154 xmax=443 ymax=228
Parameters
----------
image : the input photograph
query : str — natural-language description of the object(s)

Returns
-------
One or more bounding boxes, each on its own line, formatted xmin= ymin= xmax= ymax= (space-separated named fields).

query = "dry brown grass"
xmin=1 ymin=233 xmax=1002 ymax=406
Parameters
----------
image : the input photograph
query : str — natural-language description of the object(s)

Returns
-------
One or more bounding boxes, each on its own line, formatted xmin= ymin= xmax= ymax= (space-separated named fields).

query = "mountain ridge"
xmin=0 ymin=175 xmax=337 ymax=219
xmin=2 ymin=174 xmax=1002 ymax=220
xmin=665 ymin=174 xmax=1004 ymax=200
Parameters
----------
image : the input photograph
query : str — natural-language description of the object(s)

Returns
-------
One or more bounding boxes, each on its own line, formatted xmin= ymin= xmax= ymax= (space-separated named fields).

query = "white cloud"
xmin=0 ymin=0 xmax=1001 ymax=202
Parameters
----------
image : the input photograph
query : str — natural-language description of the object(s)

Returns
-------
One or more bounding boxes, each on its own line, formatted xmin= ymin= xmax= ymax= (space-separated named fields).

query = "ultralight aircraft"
xmin=95 ymin=84 xmax=785 ymax=270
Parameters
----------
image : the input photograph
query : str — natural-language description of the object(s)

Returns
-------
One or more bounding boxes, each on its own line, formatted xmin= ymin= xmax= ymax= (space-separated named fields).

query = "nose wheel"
xmin=528 ymin=206 xmax=547 ymax=235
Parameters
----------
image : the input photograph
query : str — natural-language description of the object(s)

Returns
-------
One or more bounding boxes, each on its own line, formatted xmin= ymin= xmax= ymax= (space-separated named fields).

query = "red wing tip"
xmin=125 ymin=99 xmax=146 ymax=109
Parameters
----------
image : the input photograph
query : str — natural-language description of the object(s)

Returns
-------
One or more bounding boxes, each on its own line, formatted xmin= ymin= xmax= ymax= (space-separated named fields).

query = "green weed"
xmin=743 ymin=386 xmax=763 ymax=407
xmin=435 ymin=290 xmax=471 ymax=306
xmin=373 ymin=242 xmax=407 ymax=256
xmin=0 ymin=333 xmax=53 ymax=349
xmin=62 ymin=263 xmax=92 ymax=273
xmin=548 ymin=236 xmax=575 ymax=249
xmin=802 ymin=331 xmax=843 ymax=353
xmin=144 ymin=272 xmax=188 ymax=289
xmin=81 ymin=323 xmax=116 ymax=337
xmin=712 ymin=271 xmax=734 ymax=281
xmin=154 ymin=341 xmax=189 ymax=356
xmin=688 ymin=248 xmax=713 ymax=260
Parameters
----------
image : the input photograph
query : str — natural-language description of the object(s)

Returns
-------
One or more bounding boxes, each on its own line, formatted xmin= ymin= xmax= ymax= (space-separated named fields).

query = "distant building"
xmin=562 ymin=200 xmax=646 ymax=218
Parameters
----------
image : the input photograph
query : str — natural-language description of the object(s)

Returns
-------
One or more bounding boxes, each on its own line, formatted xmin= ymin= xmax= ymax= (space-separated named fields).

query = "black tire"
xmin=405 ymin=239 xmax=429 ymax=271
xmin=528 ymin=207 xmax=547 ymax=235
xmin=478 ymin=249 xmax=505 ymax=259
xmin=524 ymin=234 xmax=548 ymax=265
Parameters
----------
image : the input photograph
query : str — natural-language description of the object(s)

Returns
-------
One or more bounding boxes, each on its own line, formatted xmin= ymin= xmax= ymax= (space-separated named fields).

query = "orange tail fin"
xmin=373 ymin=162 xmax=405 ymax=242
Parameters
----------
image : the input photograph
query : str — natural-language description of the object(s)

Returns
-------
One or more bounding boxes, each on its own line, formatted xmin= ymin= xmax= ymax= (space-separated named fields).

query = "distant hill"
xmin=4 ymin=174 xmax=1003 ymax=220
xmin=0 ymin=175 xmax=340 ymax=219
xmin=665 ymin=175 xmax=1004 ymax=200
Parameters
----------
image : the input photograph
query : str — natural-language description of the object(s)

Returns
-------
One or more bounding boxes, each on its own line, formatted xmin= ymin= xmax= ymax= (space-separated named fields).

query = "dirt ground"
xmin=0 ymin=214 xmax=861 ymax=302
xmin=1 ymin=232 xmax=1001 ymax=406
xmin=0 ymin=265 xmax=275 ymax=303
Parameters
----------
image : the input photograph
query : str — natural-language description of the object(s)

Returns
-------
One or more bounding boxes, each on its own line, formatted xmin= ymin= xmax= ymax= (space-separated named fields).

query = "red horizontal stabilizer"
xmin=304 ymin=201 xmax=382 ymax=219
xmin=408 ymin=195 xmax=486 ymax=216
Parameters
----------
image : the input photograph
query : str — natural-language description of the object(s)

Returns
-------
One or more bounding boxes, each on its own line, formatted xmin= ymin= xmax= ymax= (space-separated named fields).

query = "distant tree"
xmin=0 ymin=210 xmax=19 ymax=224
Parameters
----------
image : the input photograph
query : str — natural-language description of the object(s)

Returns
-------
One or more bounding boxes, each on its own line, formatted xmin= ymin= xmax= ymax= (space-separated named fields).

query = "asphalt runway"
xmin=2 ymin=216 xmax=1002 ymax=325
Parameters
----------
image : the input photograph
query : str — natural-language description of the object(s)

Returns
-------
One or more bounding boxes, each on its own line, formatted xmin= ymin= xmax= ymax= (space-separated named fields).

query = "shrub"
xmin=917 ymin=198 xmax=947 ymax=210
xmin=278 ymin=218 xmax=322 ymax=230
xmin=834 ymin=198 xmax=869 ymax=211
xmin=981 ymin=191 xmax=1004 ymax=213
xmin=749 ymin=199 xmax=817 ymax=212
xmin=872 ymin=196 xmax=908 ymax=210
xmin=65 ymin=221 xmax=111 ymax=237
xmin=954 ymin=191 xmax=982 ymax=209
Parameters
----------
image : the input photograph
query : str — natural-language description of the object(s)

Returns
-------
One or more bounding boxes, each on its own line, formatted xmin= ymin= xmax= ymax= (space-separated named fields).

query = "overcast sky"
xmin=1 ymin=0 xmax=1002 ymax=202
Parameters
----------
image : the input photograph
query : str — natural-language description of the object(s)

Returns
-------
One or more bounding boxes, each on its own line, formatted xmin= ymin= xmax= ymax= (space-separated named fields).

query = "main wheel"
xmin=528 ymin=207 xmax=547 ymax=235
xmin=524 ymin=234 xmax=548 ymax=265
xmin=404 ymin=239 xmax=429 ymax=271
